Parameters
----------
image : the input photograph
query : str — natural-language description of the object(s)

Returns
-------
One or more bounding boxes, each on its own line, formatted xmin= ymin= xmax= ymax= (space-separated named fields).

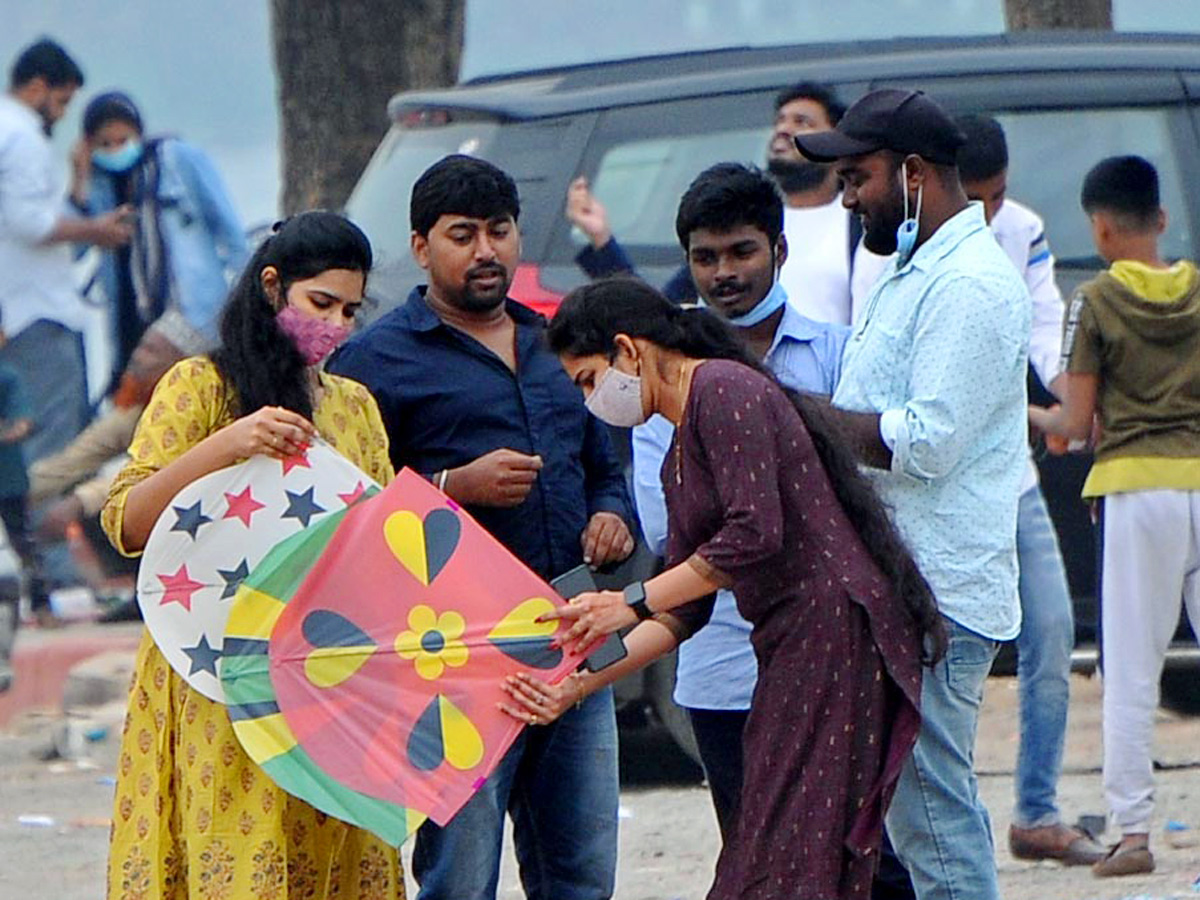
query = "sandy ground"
xmin=1 ymin=673 xmax=1198 ymax=900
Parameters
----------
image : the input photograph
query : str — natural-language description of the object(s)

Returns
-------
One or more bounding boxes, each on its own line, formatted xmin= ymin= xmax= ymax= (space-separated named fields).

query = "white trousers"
xmin=1101 ymin=489 xmax=1200 ymax=834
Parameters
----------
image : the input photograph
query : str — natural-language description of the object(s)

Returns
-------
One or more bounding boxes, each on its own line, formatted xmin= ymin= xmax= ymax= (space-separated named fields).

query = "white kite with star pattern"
xmin=136 ymin=438 xmax=379 ymax=702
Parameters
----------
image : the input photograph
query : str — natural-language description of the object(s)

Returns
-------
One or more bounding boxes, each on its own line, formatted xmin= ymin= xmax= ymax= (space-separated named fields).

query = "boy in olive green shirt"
xmin=1032 ymin=155 xmax=1200 ymax=878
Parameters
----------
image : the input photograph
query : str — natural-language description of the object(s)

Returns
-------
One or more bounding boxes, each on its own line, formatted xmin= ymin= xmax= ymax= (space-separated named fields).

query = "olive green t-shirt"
xmin=1064 ymin=260 xmax=1200 ymax=496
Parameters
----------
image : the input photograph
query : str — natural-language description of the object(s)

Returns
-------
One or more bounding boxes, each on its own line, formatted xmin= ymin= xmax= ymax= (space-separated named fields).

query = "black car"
xmin=346 ymin=32 xmax=1200 ymax=755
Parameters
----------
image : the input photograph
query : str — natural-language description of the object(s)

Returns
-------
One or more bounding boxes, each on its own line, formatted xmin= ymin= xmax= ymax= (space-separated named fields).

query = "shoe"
xmin=1009 ymin=823 xmax=1108 ymax=866
xmin=1092 ymin=839 xmax=1155 ymax=877
xmin=98 ymin=597 xmax=142 ymax=624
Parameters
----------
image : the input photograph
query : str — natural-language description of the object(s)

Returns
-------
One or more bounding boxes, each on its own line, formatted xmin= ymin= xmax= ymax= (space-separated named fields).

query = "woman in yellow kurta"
xmin=101 ymin=212 xmax=405 ymax=899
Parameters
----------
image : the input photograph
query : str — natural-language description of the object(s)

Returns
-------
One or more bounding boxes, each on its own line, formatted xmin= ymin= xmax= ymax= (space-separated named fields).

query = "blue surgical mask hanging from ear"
xmin=92 ymin=138 xmax=144 ymax=174
xmin=726 ymin=245 xmax=788 ymax=328
xmin=895 ymin=158 xmax=923 ymax=266
xmin=727 ymin=280 xmax=787 ymax=328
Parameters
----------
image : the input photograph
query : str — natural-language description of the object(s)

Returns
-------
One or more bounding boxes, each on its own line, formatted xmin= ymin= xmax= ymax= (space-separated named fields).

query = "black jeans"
xmin=873 ymin=832 xmax=918 ymax=900
xmin=685 ymin=707 xmax=748 ymax=843
xmin=0 ymin=494 xmax=49 ymax=610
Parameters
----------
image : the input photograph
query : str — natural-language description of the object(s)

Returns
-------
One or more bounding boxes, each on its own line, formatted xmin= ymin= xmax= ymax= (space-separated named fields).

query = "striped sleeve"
xmin=1027 ymin=230 xmax=1052 ymax=267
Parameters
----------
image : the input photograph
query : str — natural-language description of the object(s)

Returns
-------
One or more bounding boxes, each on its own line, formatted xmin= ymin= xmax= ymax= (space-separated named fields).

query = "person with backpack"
xmin=70 ymin=90 xmax=247 ymax=394
xmin=29 ymin=91 xmax=250 ymax=577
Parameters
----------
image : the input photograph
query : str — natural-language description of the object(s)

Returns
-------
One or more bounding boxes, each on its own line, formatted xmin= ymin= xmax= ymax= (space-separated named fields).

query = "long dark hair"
xmin=548 ymin=278 xmax=945 ymax=664
xmin=210 ymin=211 xmax=372 ymax=421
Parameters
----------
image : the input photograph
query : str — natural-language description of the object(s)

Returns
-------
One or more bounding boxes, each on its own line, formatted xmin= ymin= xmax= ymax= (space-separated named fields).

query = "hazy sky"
xmin=2 ymin=1 xmax=1195 ymax=227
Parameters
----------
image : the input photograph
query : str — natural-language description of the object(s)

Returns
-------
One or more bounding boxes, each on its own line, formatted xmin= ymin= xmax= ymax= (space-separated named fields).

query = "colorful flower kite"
xmin=220 ymin=467 xmax=588 ymax=841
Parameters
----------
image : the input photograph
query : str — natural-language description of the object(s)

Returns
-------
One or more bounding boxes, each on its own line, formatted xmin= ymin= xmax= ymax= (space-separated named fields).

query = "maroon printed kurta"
xmin=662 ymin=360 xmax=924 ymax=900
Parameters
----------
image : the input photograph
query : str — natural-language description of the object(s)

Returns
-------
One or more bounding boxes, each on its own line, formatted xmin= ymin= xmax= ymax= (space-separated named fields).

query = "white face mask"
xmin=585 ymin=365 xmax=647 ymax=428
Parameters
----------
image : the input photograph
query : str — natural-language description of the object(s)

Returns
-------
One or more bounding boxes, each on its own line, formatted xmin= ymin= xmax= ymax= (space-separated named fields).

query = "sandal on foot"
xmin=1092 ymin=841 xmax=1154 ymax=877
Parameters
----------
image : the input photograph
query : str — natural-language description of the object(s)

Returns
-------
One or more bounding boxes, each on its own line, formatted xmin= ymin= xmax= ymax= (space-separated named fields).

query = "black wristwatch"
xmin=623 ymin=582 xmax=653 ymax=621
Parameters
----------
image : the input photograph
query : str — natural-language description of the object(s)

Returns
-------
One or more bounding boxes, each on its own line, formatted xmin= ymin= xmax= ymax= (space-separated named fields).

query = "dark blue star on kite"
xmin=182 ymin=634 xmax=222 ymax=677
xmin=282 ymin=487 xmax=325 ymax=529
xmin=217 ymin=559 xmax=250 ymax=600
xmin=170 ymin=500 xmax=212 ymax=540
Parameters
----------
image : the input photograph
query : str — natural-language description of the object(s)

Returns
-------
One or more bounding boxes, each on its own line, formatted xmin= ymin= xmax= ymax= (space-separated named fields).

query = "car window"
xmin=997 ymin=107 xmax=1192 ymax=266
xmin=562 ymin=102 xmax=1195 ymax=273
xmin=553 ymin=93 xmax=780 ymax=272
xmin=583 ymin=128 xmax=767 ymax=248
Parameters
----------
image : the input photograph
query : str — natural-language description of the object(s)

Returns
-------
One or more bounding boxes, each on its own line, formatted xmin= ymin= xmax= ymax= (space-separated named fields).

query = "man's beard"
xmin=859 ymin=181 xmax=906 ymax=256
xmin=36 ymin=102 xmax=55 ymax=137
xmin=860 ymin=215 xmax=898 ymax=256
xmin=456 ymin=262 xmax=510 ymax=312
xmin=767 ymin=158 xmax=828 ymax=195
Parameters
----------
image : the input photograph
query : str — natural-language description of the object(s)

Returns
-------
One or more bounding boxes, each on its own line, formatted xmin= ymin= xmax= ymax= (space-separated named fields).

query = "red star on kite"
xmin=158 ymin=565 xmax=205 ymax=612
xmin=282 ymin=451 xmax=312 ymax=476
xmin=338 ymin=481 xmax=368 ymax=507
xmin=223 ymin=486 xmax=266 ymax=527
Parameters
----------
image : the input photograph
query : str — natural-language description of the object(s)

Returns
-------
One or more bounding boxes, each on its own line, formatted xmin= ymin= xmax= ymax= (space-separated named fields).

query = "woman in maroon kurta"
xmin=501 ymin=281 xmax=943 ymax=900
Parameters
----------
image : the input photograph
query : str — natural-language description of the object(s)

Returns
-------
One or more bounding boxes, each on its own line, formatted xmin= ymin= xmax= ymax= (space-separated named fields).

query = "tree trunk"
xmin=1005 ymin=0 xmax=1112 ymax=29
xmin=271 ymin=0 xmax=464 ymax=214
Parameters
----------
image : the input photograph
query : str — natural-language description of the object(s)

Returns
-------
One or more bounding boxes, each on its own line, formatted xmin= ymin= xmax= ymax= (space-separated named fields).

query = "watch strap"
xmin=623 ymin=582 xmax=653 ymax=620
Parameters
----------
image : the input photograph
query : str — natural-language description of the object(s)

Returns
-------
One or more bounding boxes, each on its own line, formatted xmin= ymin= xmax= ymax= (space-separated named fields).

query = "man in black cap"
xmin=797 ymin=89 xmax=1032 ymax=900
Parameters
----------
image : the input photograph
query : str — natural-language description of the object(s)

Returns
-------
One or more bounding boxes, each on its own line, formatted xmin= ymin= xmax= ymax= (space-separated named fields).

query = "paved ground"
xmin=1 ymin=645 xmax=1198 ymax=899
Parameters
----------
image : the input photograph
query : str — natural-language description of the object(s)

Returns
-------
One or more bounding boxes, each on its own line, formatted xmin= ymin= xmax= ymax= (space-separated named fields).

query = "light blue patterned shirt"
xmin=632 ymin=302 xmax=849 ymax=710
xmin=833 ymin=203 xmax=1030 ymax=641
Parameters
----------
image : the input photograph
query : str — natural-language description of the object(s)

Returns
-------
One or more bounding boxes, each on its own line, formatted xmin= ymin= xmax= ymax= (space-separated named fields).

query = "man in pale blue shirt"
xmin=630 ymin=163 xmax=847 ymax=839
xmin=797 ymin=91 xmax=1030 ymax=900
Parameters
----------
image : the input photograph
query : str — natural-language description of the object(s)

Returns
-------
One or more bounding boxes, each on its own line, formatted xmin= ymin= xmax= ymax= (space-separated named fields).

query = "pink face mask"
xmin=276 ymin=303 xmax=352 ymax=366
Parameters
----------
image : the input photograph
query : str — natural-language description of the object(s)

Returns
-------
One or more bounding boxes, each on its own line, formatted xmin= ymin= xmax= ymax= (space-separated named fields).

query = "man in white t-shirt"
xmin=0 ymin=39 xmax=131 ymax=462
xmin=956 ymin=113 xmax=1106 ymax=867
xmin=568 ymin=81 xmax=886 ymax=325
xmin=767 ymin=81 xmax=888 ymax=324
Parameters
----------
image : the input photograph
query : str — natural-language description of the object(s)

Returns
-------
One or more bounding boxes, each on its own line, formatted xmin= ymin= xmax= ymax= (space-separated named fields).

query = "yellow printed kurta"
xmin=102 ymin=357 xmax=405 ymax=900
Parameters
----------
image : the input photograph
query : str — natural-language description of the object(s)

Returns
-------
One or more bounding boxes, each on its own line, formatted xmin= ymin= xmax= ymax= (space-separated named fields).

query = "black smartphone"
xmin=549 ymin=564 xmax=628 ymax=672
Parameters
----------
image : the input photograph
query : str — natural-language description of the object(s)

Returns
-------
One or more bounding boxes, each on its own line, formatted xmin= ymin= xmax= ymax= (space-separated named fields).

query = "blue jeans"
xmin=886 ymin=617 xmax=1000 ymax=900
xmin=0 ymin=320 xmax=88 ymax=463
xmin=412 ymin=687 xmax=618 ymax=900
xmin=1014 ymin=486 xmax=1074 ymax=827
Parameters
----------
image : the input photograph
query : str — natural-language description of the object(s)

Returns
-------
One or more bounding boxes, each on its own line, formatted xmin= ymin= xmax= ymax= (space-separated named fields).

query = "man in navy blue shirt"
xmin=331 ymin=154 xmax=633 ymax=900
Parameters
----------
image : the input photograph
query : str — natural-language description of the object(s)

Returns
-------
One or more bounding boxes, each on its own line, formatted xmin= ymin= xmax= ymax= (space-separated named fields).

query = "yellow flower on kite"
xmin=395 ymin=604 xmax=469 ymax=680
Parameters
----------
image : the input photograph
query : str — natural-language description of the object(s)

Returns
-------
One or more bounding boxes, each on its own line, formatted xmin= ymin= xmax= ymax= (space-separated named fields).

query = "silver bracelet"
xmin=436 ymin=469 xmax=449 ymax=492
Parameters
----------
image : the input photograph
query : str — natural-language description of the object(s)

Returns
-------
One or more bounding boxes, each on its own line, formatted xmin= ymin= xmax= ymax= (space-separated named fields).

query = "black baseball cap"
xmin=793 ymin=89 xmax=966 ymax=165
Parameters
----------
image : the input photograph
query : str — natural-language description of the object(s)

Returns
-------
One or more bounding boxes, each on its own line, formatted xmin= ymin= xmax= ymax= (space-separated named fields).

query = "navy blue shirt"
xmin=330 ymin=287 xmax=632 ymax=581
